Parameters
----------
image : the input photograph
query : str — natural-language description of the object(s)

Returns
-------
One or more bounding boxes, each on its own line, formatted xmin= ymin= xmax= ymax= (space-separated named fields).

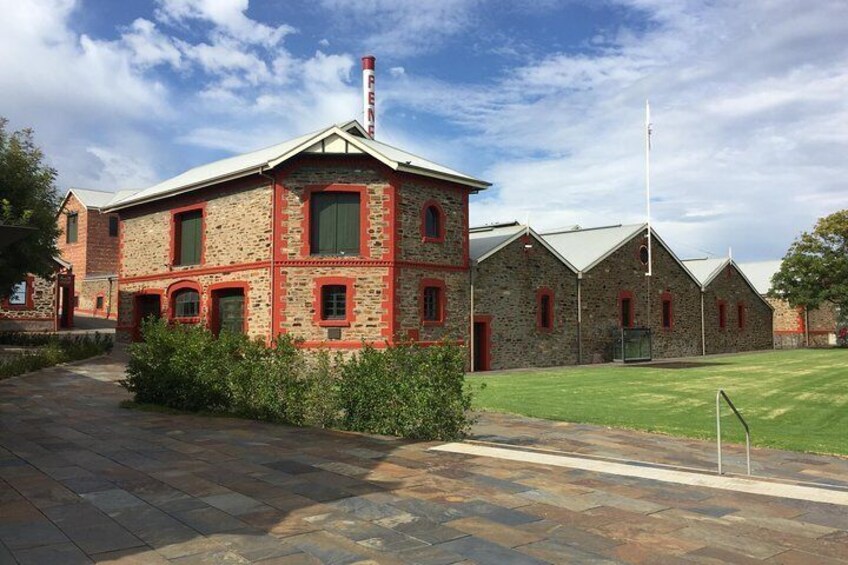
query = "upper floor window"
xmin=422 ymin=202 xmax=444 ymax=242
xmin=310 ymin=192 xmax=360 ymax=256
xmin=718 ymin=301 xmax=727 ymax=329
xmin=109 ymin=215 xmax=119 ymax=237
xmin=174 ymin=209 xmax=203 ymax=266
xmin=8 ymin=281 xmax=27 ymax=306
xmin=172 ymin=288 xmax=200 ymax=319
xmin=66 ymin=213 xmax=78 ymax=243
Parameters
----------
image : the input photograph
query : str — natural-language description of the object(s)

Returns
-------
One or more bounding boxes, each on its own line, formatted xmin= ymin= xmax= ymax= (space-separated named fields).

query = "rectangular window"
xmin=8 ymin=281 xmax=27 ymax=306
xmin=737 ymin=303 xmax=745 ymax=329
xmin=95 ymin=296 xmax=104 ymax=310
xmin=310 ymin=192 xmax=360 ymax=256
xmin=321 ymin=285 xmax=347 ymax=320
xmin=66 ymin=213 xmax=78 ymax=243
xmin=73 ymin=295 xmax=79 ymax=308
xmin=539 ymin=294 xmax=552 ymax=330
xmin=175 ymin=209 xmax=203 ymax=266
xmin=109 ymin=215 xmax=119 ymax=237
xmin=621 ymin=297 xmax=632 ymax=328
xmin=423 ymin=286 xmax=441 ymax=322
xmin=662 ymin=299 xmax=672 ymax=329
xmin=718 ymin=302 xmax=727 ymax=329
xmin=173 ymin=289 xmax=200 ymax=318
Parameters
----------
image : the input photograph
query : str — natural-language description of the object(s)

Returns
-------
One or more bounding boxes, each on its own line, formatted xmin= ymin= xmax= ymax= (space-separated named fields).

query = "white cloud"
xmin=155 ymin=0 xmax=295 ymax=47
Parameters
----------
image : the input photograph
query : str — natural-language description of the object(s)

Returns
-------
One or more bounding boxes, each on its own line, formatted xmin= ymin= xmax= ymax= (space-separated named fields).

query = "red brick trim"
xmin=313 ymin=276 xmax=356 ymax=327
xmin=300 ymin=184 xmax=370 ymax=259
xmin=0 ymin=315 xmax=53 ymax=321
xmin=2 ymin=276 xmax=35 ymax=310
xmin=737 ymin=301 xmax=746 ymax=330
xmin=473 ymin=314 xmax=492 ymax=371
xmin=420 ymin=199 xmax=446 ymax=243
xmin=420 ymin=278 xmax=447 ymax=326
xmin=169 ymin=202 xmax=207 ymax=268
xmin=167 ymin=280 xmax=202 ymax=324
xmin=618 ymin=290 xmax=635 ymax=328
xmin=296 ymin=339 xmax=465 ymax=350
xmin=119 ymin=261 xmax=270 ymax=284
xmin=660 ymin=291 xmax=674 ymax=331
xmin=717 ymin=299 xmax=727 ymax=330
xmin=207 ymin=281 xmax=250 ymax=336
xmin=536 ymin=287 xmax=554 ymax=332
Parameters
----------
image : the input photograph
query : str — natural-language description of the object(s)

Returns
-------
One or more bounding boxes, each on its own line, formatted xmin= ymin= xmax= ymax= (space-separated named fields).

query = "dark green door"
xmin=217 ymin=292 xmax=245 ymax=335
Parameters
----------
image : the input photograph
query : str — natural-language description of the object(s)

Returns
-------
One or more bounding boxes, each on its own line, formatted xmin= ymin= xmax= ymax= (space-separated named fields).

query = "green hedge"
xmin=123 ymin=319 xmax=476 ymax=440
xmin=0 ymin=333 xmax=113 ymax=379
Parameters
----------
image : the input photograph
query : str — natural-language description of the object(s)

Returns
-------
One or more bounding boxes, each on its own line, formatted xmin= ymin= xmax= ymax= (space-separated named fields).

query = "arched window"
xmin=172 ymin=288 xmax=200 ymax=319
xmin=421 ymin=201 xmax=445 ymax=242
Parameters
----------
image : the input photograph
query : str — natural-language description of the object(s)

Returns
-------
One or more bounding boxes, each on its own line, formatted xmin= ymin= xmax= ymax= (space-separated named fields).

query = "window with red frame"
xmin=423 ymin=286 xmax=442 ymax=322
xmin=7 ymin=281 xmax=27 ymax=306
xmin=538 ymin=292 xmax=553 ymax=330
xmin=737 ymin=303 xmax=746 ymax=329
xmin=424 ymin=205 xmax=441 ymax=239
xmin=620 ymin=293 xmax=634 ymax=328
xmin=172 ymin=288 xmax=200 ymax=319
xmin=718 ymin=302 xmax=727 ymax=329
xmin=662 ymin=297 xmax=673 ymax=329
xmin=321 ymin=285 xmax=347 ymax=321
xmin=174 ymin=209 xmax=203 ymax=266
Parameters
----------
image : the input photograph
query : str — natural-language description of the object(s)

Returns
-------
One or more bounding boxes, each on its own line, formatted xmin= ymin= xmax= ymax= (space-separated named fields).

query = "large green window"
xmin=66 ymin=213 xmax=78 ymax=243
xmin=310 ymin=192 xmax=360 ymax=256
xmin=175 ymin=210 xmax=203 ymax=266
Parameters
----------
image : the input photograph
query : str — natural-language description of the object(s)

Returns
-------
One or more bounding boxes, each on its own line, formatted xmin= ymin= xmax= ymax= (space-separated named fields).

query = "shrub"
xmin=0 ymin=332 xmax=113 ymax=379
xmin=122 ymin=320 xmax=476 ymax=440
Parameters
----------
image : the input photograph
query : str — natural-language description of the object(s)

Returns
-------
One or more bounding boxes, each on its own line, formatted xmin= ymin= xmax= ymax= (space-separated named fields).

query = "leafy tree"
xmin=0 ymin=118 xmax=61 ymax=295
xmin=770 ymin=210 xmax=848 ymax=315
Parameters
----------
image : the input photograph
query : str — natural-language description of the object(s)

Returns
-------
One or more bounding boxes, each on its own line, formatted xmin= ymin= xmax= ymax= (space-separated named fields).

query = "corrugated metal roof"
xmin=540 ymin=223 xmax=646 ymax=272
xmin=469 ymin=222 xmax=525 ymax=261
xmin=681 ymin=257 xmax=729 ymax=286
xmin=64 ymin=188 xmax=138 ymax=210
xmin=737 ymin=260 xmax=781 ymax=294
xmin=105 ymin=120 xmax=488 ymax=211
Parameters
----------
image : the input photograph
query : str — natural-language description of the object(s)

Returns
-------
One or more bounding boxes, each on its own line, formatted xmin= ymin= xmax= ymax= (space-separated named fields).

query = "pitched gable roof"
xmin=736 ymin=260 xmax=781 ymax=295
xmin=61 ymin=188 xmax=138 ymax=211
xmin=681 ymin=257 xmax=729 ymax=287
xmin=541 ymin=223 xmax=646 ymax=272
xmin=105 ymin=120 xmax=489 ymax=211
xmin=469 ymin=222 xmax=577 ymax=272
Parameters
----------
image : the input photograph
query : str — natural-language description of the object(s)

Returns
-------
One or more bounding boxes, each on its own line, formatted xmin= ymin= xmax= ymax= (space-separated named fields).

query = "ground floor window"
xmin=211 ymin=287 xmax=246 ymax=335
xmin=314 ymin=277 xmax=355 ymax=327
xmin=172 ymin=288 xmax=200 ymax=320
xmin=737 ymin=302 xmax=746 ymax=330
xmin=718 ymin=301 xmax=727 ymax=329
xmin=95 ymin=296 xmax=104 ymax=310
xmin=661 ymin=292 xmax=673 ymax=330
xmin=322 ymin=285 xmax=347 ymax=321
xmin=537 ymin=288 xmax=554 ymax=331
xmin=8 ymin=281 xmax=27 ymax=306
xmin=619 ymin=291 xmax=634 ymax=328
xmin=420 ymin=279 xmax=446 ymax=325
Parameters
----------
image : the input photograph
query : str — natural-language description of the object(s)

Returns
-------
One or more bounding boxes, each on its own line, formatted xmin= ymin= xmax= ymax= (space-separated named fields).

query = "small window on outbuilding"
xmin=619 ymin=292 xmax=634 ymax=328
xmin=537 ymin=288 xmax=554 ymax=331
xmin=109 ymin=215 xmax=119 ymax=237
xmin=8 ymin=281 xmax=27 ymax=306
xmin=172 ymin=289 xmax=200 ymax=319
xmin=718 ymin=301 xmax=727 ymax=329
xmin=321 ymin=285 xmax=347 ymax=321
xmin=66 ymin=213 xmax=78 ymax=243
xmin=662 ymin=295 xmax=673 ymax=330
xmin=737 ymin=302 xmax=746 ymax=330
xmin=95 ymin=296 xmax=104 ymax=310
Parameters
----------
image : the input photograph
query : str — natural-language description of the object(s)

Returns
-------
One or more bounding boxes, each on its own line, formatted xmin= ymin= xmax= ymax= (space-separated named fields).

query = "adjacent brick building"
xmin=683 ymin=258 xmax=774 ymax=354
xmin=470 ymin=223 xmax=579 ymax=370
xmin=105 ymin=121 xmax=488 ymax=348
xmin=57 ymin=188 xmax=135 ymax=320
xmin=738 ymin=260 xmax=839 ymax=348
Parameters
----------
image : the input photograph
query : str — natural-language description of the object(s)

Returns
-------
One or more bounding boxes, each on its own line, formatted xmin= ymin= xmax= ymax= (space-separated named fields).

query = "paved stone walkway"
xmin=1 ymin=353 xmax=847 ymax=564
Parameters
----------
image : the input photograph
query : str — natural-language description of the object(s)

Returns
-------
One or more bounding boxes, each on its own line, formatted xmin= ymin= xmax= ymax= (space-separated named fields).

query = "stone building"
xmin=542 ymin=224 xmax=705 ymax=363
xmin=469 ymin=223 xmax=579 ymax=371
xmin=57 ymin=188 xmax=135 ymax=320
xmin=104 ymin=120 xmax=489 ymax=347
xmin=0 ymin=257 xmax=74 ymax=332
xmin=683 ymin=258 xmax=774 ymax=354
xmin=738 ymin=260 xmax=838 ymax=348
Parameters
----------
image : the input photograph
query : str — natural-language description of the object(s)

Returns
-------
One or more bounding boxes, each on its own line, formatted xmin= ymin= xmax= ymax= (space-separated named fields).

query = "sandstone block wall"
xmin=702 ymin=263 xmax=773 ymax=354
xmin=397 ymin=181 xmax=466 ymax=264
xmin=75 ymin=278 xmax=118 ymax=319
xmin=473 ymin=236 xmax=578 ymax=370
xmin=580 ymin=231 xmax=702 ymax=363
xmin=0 ymin=275 xmax=56 ymax=332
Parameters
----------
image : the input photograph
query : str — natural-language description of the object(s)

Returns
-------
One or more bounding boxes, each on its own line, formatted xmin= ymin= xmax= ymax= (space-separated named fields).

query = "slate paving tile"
xmin=445 ymin=516 xmax=544 ymax=548
xmin=91 ymin=548 xmax=171 ymax=564
xmin=288 ymin=481 xmax=352 ymax=503
xmin=266 ymin=461 xmax=317 ymax=475
xmin=12 ymin=541 xmax=92 ymax=565
xmin=397 ymin=544 xmax=467 ymax=565
xmin=285 ymin=530 xmax=384 ymax=564
xmin=329 ymin=495 xmax=408 ymax=521
xmin=254 ymin=552 xmax=321 ymax=565
xmin=516 ymin=538 xmax=619 ymax=564
xmin=454 ymin=499 xmax=540 ymax=526
xmin=60 ymin=476 xmax=116 ymax=495
xmin=676 ymin=524 xmax=787 ymax=560
xmin=375 ymin=513 xmax=468 ymax=544
xmin=0 ymin=541 xmax=14 ymax=564
xmin=683 ymin=545 xmax=770 ymax=564
xmin=436 ymin=535 xmax=550 ymax=565
xmin=0 ymin=521 xmax=70 ymax=550
xmin=42 ymin=502 xmax=145 ymax=554
xmin=108 ymin=504 xmax=202 ymax=549
xmin=172 ymin=506 xmax=249 ymax=535
xmin=389 ymin=498 xmax=467 ymax=524
xmin=169 ymin=549 xmax=251 ymax=564
xmin=519 ymin=488 xmax=602 ymax=512
xmin=81 ymin=488 xmax=147 ymax=513
xmin=524 ymin=520 xmax=622 ymax=554
xmin=201 ymin=492 xmax=269 ymax=516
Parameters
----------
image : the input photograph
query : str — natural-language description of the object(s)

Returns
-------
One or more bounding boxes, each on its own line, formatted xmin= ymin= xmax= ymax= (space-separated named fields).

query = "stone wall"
xmin=769 ymin=297 xmax=838 ymax=348
xmin=702 ymin=263 xmax=773 ymax=354
xmin=0 ymin=275 xmax=56 ymax=332
xmin=397 ymin=179 xmax=467 ymax=265
xmin=395 ymin=267 xmax=469 ymax=344
xmin=75 ymin=277 xmax=118 ymax=320
xmin=473 ymin=236 xmax=578 ymax=370
xmin=580 ymin=230 xmax=702 ymax=363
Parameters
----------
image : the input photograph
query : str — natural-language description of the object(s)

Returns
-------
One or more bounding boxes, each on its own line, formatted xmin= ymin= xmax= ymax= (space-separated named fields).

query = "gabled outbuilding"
xmin=469 ymin=222 xmax=578 ymax=370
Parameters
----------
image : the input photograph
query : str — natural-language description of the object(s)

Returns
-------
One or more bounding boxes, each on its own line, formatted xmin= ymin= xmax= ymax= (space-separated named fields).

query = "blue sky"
xmin=2 ymin=0 xmax=847 ymax=261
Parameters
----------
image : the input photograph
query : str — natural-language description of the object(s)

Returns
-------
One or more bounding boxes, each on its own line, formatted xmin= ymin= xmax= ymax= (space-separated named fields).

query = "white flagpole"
xmin=645 ymin=99 xmax=653 ymax=277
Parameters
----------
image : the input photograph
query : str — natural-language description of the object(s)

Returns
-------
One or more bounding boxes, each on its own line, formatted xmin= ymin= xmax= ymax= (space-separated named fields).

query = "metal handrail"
xmin=716 ymin=389 xmax=751 ymax=475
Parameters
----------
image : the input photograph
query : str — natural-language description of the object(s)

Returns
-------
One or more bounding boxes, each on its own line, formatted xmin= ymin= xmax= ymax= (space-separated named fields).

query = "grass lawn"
xmin=470 ymin=349 xmax=848 ymax=456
